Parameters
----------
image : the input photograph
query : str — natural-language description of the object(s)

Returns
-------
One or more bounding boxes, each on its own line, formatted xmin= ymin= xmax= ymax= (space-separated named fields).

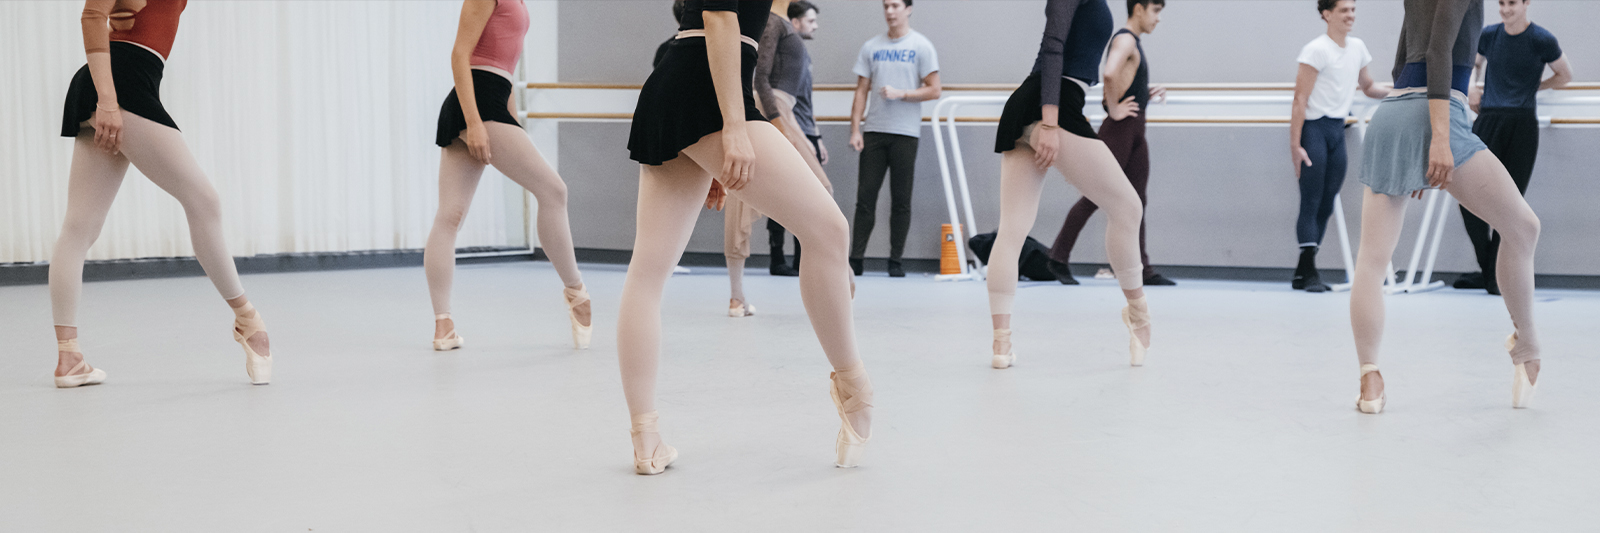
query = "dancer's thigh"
xmin=1448 ymin=150 xmax=1537 ymax=235
xmin=64 ymin=133 xmax=132 ymax=222
xmin=484 ymin=122 xmax=564 ymax=193
xmin=683 ymin=123 xmax=846 ymax=235
xmin=1053 ymin=131 xmax=1139 ymax=210
xmin=633 ymin=154 xmax=716 ymax=270
xmin=117 ymin=113 xmax=215 ymax=203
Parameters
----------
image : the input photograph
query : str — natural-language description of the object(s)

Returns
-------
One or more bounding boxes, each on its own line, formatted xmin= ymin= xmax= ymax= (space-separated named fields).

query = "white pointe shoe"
xmin=53 ymin=339 xmax=107 ymax=388
xmin=830 ymin=364 xmax=874 ymax=468
xmin=1509 ymin=333 xmax=1537 ymax=409
xmin=433 ymin=313 xmax=465 ymax=351
xmin=630 ymin=411 xmax=678 ymax=475
xmin=564 ymin=286 xmax=593 ymax=349
xmin=991 ymin=328 xmax=1015 ymax=369
xmin=1122 ymin=297 xmax=1151 ymax=366
xmin=232 ymin=303 xmax=272 ymax=385
xmin=1356 ymin=363 xmax=1385 ymax=414
xmin=728 ymin=299 xmax=756 ymax=318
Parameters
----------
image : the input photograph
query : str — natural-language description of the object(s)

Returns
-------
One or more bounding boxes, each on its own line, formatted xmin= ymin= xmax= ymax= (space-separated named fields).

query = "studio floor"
xmin=2 ymin=261 xmax=1596 ymax=532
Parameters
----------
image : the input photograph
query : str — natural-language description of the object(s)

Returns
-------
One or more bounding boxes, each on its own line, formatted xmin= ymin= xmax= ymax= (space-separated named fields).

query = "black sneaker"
xmin=769 ymin=262 xmax=799 ymax=277
xmin=1453 ymin=271 xmax=1486 ymax=289
xmin=849 ymin=258 xmax=864 ymax=276
xmin=1046 ymin=260 xmax=1079 ymax=285
xmin=1302 ymin=270 xmax=1330 ymax=293
xmin=887 ymin=261 xmax=905 ymax=278
xmin=1143 ymin=273 xmax=1177 ymax=286
xmin=1485 ymin=274 xmax=1501 ymax=296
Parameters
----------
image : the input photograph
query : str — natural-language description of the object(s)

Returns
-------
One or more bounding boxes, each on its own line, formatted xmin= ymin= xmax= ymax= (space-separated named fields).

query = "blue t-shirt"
xmin=1479 ymin=22 xmax=1562 ymax=110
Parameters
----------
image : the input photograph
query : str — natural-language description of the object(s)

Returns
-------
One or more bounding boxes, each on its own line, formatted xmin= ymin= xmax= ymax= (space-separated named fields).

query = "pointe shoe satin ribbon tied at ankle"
xmin=992 ymin=329 xmax=1015 ymax=369
xmin=1356 ymin=364 xmax=1385 ymax=414
xmin=433 ymin=313 xmax=464 ymax=351
xmin=1509 ymin=332 xmax=1537 ymax=409
xmin=630 ymin=411 xmax=678 ymax=475
xmin=564 ymin=286 xmax=593 ymax=349
xmin=54 ymin=339 xmax=107 ymax=388
xmin=232 ymin=303 xmax=272 ymax=385
xmin=1122 ymin=297 xmax=1151 ymax=367
xmin=830 ymin=365 xmax=874 ymax=468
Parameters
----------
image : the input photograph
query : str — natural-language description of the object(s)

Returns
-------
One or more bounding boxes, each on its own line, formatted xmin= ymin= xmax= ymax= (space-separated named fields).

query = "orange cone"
xmin=940 ymin=224 xmax=963 ymax=275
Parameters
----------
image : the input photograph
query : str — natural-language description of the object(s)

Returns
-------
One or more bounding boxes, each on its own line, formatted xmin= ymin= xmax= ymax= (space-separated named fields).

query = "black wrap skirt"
xmin=62 ymin=41 xmax=178 ymax=136
xmin=435 ymin=69 xmax=522 ymax=148
xmin=994 ymin=72 xmax=1098 ymax=153
xmin=628 ymin=37 xmax=767 ymax=166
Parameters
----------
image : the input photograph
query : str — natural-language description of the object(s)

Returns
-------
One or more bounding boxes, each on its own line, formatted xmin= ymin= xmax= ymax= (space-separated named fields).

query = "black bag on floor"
xmin=967 ymin=232 xmax=1057 ymax=282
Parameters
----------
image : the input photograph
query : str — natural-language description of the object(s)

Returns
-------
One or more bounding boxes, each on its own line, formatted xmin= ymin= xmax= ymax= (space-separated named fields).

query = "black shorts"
xmin=994 ymin=72 xmax=1098 ymax=153
xmin=628 ymin=37 xmax=767 ymax=166
xmin=62 ymin=42 xmax=178 ymax=136
xmin=435 ymin=69 xmax=522 ymax=148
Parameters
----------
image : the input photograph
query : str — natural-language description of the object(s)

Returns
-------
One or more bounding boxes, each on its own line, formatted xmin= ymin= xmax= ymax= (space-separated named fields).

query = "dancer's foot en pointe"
xmin=630 ymin=411 xmax=678 ymax=475
xmin=1122 ymin=296 xmax=1151 ymax=366
xmin=830 ymin=364 xmax=874 ymax=468
xmin=54 ymin=337 xmax=107 ymax=388
xmin=229 ymin=299 xmax=272 ymax=385
xmin=1357 ymin=364 xmax=1385 ymax=414
xmin=565 ymin=285 xmax=593 ymax=349
xmin=991 ymin=328 xmax=1015 ymax=369
xmin=433 ymin=313 xmax=464 ymax=351
xmin=1509 ymin=332 xmax=1539 ymax=409
xmin=728 ymin=299 xmax=756 ymax=318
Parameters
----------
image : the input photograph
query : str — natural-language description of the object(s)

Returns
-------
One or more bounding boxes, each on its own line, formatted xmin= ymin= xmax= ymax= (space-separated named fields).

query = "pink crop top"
xmin=469 ymin=0 xmax=529 ymax=75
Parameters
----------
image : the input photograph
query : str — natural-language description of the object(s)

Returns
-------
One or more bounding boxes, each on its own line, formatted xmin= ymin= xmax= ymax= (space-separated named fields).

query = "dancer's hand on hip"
xmin=93 ymin=106 xmax=123 ymax=155
xmin=1029 ymin=123 xmax=1060 ymax=171
xmin=1426 ymin=138 xmax=1453 ymax=191
xmin=464 ymin=123 xmax=493 ymax=164
xmin=1291 ymin=146 xmax=1312 ymax=179
xmin=1108 ymin=95 xmax=1140 ymax=121
xmin=720 ymin=126 xmax=756 ymax=190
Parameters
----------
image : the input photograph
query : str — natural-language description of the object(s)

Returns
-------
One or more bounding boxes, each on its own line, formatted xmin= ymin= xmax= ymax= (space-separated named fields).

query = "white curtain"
xmin=0 ymin=1 xmax=526 ymax=264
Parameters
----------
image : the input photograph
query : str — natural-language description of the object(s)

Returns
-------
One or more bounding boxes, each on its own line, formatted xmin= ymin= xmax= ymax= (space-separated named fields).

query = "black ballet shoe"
xmin=887 ymin=260 xmax=905 ymax=278
xmin=1143 ymin=273 xmax=1177 ymax=286
xmin=849 ymin=258 xmax=864 ymax=276
xmin=1453 ymin=271 xmax=1486 ymax=290
xmin=1046 ymin=260 xmax=1079 ymax=285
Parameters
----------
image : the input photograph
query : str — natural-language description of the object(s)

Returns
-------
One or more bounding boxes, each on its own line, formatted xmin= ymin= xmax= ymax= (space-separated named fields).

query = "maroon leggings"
xmin=1049 ymin=115 xmax=1154 ymax=278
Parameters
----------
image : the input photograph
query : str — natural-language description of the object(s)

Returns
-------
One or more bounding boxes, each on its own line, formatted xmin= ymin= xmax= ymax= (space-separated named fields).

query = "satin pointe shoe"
xmin=1356 ymin=363 xmax=1385 ymax=414
xmin=564 ymin=286 xmax=593 ymax=349
xmin=830 ymin=364 xmax=874 ymax=468
xmin=232 ymin=303 xmax=272 ymax=385
xmin=433 ymin=313 xmax=464 ymax=351
xmin=54 ymin=339 xmax=107 ymax=388
xmin=630 ymin=411 xmax=678 ymax=475
xmin=1121 ymin=297 xmax=1151 ymax=366
xmin=991 ymin=328 xmax=1015 ymax=369
xmin=1509 ymin=332 xmax=1537 ymax=409
xmin=728 ymin=299 xmax=756 ymax=318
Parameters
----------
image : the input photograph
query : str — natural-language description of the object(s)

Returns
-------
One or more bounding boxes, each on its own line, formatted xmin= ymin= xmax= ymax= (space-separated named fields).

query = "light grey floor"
xmin=1 ymin=262 xmax=1596 ymax=532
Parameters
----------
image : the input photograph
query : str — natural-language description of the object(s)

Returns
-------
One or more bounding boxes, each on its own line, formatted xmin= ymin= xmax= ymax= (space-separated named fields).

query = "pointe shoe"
xmin=1509 ymin=333 xmax=1537 ymax=409
xmin=232 ymin=303 xmax=272 ymax=385
xmin=1356 ymin=363 xmax=1385 ymax=414
xmin=830 ymin=364 xmax=874 ymax=468
xmin=991 ymin=328 xmax=1015 ymax=369
xmin=728 ymin=299 xmax=757 ymax=318
xmin=1121 ymin=297 xmax=1151 ymax=366
xmin=564 ymin=286 xmax=593 ymax=349
xmin=53 ymin=339 xmax=107 ymax=388
xmin=433 ymin=313 xmax=464 ymax=351
xmin=630 ymin=411 xmax=678 ymax=475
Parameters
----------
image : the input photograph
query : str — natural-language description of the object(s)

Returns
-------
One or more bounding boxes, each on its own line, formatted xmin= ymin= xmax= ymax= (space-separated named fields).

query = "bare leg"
xmin=1053 ymin=130 xmax=1150 ymax=347
xmin=1350 ymin=187 xmax=1408 ymax=400
xmin=987 ymin=146 xmax=1048 ymax=356
xmin=485 ymin=123 xmax=590 ymax=326
xmin=1449 ymin=151 xmax=1542 ymax=381
xmin=49 ymin=132 xmax=129 ymax=376
xmin=426 ymin=141 xmax=487 ymax=339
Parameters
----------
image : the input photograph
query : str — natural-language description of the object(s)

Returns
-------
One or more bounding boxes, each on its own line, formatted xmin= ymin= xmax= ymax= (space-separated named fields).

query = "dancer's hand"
xmin=849 ymin=130 xmax=864 ymax=152
xmin=464 ymin=123 xmax=492 ymax=164
xmin=92 ymin=105 xmax=123 ymax=155
xmin=879 ymin=85 xmax=905 ymax=101
xmin=1426 ymin=137 xmax=1453 ymax=190
xmin=1108 ymin=95 xmax=1140 ymax=121
xmin=1149 ymin=85 xmax=1168 ymax=104
xmin=720 ymin=126 xmax=756 ymax=190
xmin=706 ymin=180 xmax=727 ymax=210
xmin=818 ymin=141 xmax=829 ymax=164
xmin=1029 ymin=123 xmax=1059 ymax=171
xmin=1291 ymin=146 xmax=1312 ymax=179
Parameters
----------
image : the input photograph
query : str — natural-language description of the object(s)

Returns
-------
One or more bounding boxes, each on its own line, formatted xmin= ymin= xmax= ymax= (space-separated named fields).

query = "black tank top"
xmin=1111 ymin=28 xmax=1149 ymax=111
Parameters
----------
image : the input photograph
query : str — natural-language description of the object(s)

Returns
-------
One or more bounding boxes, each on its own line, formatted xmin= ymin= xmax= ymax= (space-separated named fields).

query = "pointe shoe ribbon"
xmin=630 ymin=411 xmax=678 ymax=475
xmin=433 ymin=313 xmax=464 ymax=351
xmin=1122 ymin=297 xmax=1151 ymax=366
xmin=232 ymin=303 xmax=272 ymax=385
xmin=564 ymin=286 xmax=593 ymax=349
xmin=992 ymin=329 xmax=1015 ymax=369
xmin=1509 ymin=332 xmax=1537 ymax=409
xmin=830 ymin=364 xmax=874 ymax=468
xmin=54 ymin=339 xmax=107 ymax=388
xmin=1356 ymin=363 xmax=1385 ymax=414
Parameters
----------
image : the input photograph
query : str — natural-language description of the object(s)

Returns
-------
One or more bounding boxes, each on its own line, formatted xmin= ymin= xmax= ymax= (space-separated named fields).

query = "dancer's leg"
xmin=850 ymin=134 xmax=890 ymax=262
xmin=885 ymin=135 xmax=918 ymax=266
xmin=1449 ymin=151 xmax=1542 ymax=377
xmin=425 ymin=141 xmax=487 ymax=338
xmin=722 ymin=194 xmax=757 ymax=310
xmin=1350 ymin=187 xmax=1408 ymax=399
xmin=1313 ymin=125 xmax=1348 ymax=245
xmin=1296 ymin=121 xmax=1333 ymax=248
xmin=1052 ymin=130 xmax=1150 ymax=346
xmin=485 ymin=123 xmax=589 ymax=325
xmin=49 ymin=132 xmax=129 ymax=376
xmin=1050 ymin=197 xmax=1098 ymax=265
xmin=987 ymin=146 xmax=1049 ymax=356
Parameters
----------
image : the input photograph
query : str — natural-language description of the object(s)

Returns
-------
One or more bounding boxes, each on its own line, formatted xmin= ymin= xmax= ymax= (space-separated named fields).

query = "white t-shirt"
xmin=1297 ymin=34 xmax=1372 ymax=120
xmin=852 ymin=30 xmax=940 ymax=137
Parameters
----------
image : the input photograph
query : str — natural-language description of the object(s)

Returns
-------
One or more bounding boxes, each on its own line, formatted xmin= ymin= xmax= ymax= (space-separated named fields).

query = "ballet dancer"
xmin=621 ymin=0 xmax=872 ymax=473
xmin=1351 ymin=0 xmax=1543 ymax=413
xmin=427 ymin=0 xmax=590 ymax=351
xmin=1288 ymin=0 xmax=1389 ymax=292
xmin=986 ymin=0 xmax=1152 ymax=370
xmin=52 ymin=0 xmax=273 ymax=388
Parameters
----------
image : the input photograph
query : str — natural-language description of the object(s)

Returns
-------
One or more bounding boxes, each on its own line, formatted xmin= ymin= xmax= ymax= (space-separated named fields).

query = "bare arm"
xmin=1469 ymin=54 xmax=1486 ymax=112
xmin=80 ymin=0 xmax=120 ymax=153
xmin=849 ymin=76 xmax=870 ymax=151
xmin=1357 ymin=66 xmax=1389 ymax=100
xmin=1541 ymin=54 xmax=1573 ymax=91
xmin=771 ymin=89 xmax=832 ymax=192
xmin=1102 ymin=33 xmax=1139 ymax=120
xmin=704 ymin=11 xmax=757 ymax=189
xmin=451 ymin=1 xmax=496 ymax=162
xmin=1290 ymin=63 xmax=1317 ymax=178
xmin=888 ymin=71 xmax=942 ymax=103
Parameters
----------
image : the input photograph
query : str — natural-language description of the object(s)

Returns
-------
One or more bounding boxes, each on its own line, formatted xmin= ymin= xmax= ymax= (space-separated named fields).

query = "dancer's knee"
xmin=532 ymin=178 xmax=569 ymax=207
xmin=1500 ymin=210 xmax=1541 ymax=248
xmin=796 ymin=212 xmax=850 ymax=257
xmin=433 ymin=207 xmax=469 ymax=233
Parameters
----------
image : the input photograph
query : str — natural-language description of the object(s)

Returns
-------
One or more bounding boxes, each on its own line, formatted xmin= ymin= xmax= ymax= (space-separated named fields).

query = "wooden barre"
xmin=528 ymin=81 xmax=1600 ymax=92
xmin=525 ymin=112 xmax=1359 ymax=124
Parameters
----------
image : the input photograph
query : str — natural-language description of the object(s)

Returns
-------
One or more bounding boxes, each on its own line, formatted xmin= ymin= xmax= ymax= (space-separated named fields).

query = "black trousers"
xmin=851 ymin=132 xmax=919 ymax=262
xmin=1462 ymin=108 xmax=1539 ymax=277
